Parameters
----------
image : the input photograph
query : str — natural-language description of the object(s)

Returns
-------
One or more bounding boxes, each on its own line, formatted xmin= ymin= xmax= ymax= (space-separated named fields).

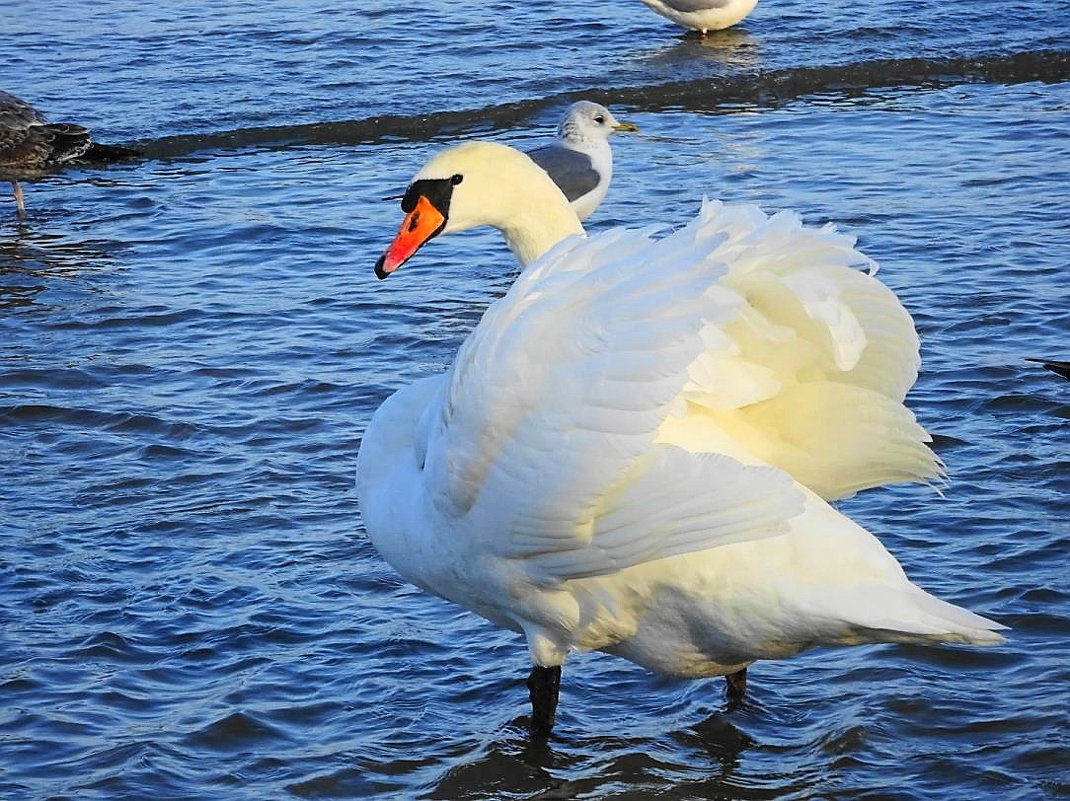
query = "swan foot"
xmin=725 ymin=667 xmax=747 ymax=709
xmin=526 ymin=664 xmax=561 ymax=738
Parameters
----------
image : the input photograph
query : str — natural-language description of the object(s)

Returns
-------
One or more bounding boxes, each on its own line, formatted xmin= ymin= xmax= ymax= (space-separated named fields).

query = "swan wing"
xmin=420 ymin=225 xmax=804 ymax=581
xmin=383 ymin=200 xmax=937 ymax=583
xmin=674 ymin=201 xmax=942 ymax=499
xmin=528 ymin=445 xmax=801 ymax=581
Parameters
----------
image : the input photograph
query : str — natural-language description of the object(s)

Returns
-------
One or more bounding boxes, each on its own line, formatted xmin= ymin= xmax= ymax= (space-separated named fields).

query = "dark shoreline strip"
xmin=140 ymin=50 xmax=1069 ymax=158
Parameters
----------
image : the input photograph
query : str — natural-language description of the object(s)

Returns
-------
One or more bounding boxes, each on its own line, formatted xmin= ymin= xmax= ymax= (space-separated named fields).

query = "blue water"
xmin=2 ymin=1 xmax=1069 ymax=799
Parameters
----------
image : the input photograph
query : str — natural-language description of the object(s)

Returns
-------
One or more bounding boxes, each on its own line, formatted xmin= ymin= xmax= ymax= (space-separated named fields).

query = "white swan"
xmin=359 ymin=142 xmax=1006 ymax=736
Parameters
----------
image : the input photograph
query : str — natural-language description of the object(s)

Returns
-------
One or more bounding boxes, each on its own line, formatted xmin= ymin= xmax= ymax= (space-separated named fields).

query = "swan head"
xmin=556 ymin=101 xmax=638 ymax=146
xmin=375 ymin=141 xmax=586 ymax=278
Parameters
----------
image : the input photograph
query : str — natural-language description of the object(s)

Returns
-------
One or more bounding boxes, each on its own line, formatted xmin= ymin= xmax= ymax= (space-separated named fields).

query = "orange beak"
xmin=375 ymin=194 xmax=447 ymax=279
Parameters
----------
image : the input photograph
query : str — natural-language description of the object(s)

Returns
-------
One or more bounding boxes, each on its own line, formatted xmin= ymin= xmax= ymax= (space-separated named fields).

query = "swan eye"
xmin=450 ymin=174 xmax=464 ymax=185
xmin=594 ymin=115 xmax=605 ymax=124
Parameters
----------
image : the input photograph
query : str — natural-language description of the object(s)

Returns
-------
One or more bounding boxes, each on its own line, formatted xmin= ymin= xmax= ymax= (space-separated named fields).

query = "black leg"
xmin=526 ymin=665 xmax=561 ymax=738
xmin=725 ymin=667 xmax=747 ymax=708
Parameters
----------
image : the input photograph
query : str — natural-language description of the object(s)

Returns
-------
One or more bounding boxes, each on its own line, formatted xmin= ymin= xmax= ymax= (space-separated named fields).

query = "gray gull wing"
xmin=527 ymin=144 xmax=600 ymax=203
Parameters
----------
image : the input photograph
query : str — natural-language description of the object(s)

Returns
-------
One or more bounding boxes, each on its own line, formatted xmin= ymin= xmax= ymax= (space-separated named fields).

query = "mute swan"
xmin=526 ymin=101 xmax=637 ymax=222
xmin=640 ymin=0 xmax=760 ymax=36
xmin=0 ymin=90 xmax=140 ymax=217
xmin=358 ymin=141 xmax=1006 ymax=736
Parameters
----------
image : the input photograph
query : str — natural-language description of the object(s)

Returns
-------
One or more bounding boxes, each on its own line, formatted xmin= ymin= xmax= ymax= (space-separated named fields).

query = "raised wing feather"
xmin=400 ymin=199 xmax=936 ymax=584
xmin=673 ymin=201 xmax=941 ymax=499
xmin=429 ymin=226 xmax=729 ymax=518
xmin=417 ymin=222 xmax=804 ymax=581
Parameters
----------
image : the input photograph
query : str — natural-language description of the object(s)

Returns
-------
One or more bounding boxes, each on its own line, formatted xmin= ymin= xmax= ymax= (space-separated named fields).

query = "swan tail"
xmin=836 ymin=584 xmax=1008 ymax=647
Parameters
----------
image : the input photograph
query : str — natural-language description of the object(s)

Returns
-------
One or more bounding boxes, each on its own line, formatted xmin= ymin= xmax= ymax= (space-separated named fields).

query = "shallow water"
xmin=2 ymin=1 xmax=1069 ymax=799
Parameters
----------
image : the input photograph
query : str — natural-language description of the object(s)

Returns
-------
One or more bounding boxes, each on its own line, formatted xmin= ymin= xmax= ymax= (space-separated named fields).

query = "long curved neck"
xmin=486 ymin=150 xmax=587 ymax=269
xmin=500 ymin=202 xmax=585 ymax=269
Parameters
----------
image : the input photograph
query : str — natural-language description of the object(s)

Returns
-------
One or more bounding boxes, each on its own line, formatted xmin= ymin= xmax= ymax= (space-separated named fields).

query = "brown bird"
xmin=0 ymin=90 xmax=141 ymax=216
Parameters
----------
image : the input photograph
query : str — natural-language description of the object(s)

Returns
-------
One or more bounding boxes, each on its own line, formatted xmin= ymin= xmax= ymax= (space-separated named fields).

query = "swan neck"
xmin=502 ymin=205 xmax=585 ymax=269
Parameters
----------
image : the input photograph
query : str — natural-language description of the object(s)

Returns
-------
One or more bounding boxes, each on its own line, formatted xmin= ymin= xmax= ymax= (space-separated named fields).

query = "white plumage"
xmin=359 ymin=142 xmax=1005 ymax=733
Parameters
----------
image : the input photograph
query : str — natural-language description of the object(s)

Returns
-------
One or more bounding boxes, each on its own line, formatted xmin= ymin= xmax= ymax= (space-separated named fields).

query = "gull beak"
xmin=375 ymin=193 xmax=447 ymax=279
xmin=613 ymin=121 xmax=639 ymax=132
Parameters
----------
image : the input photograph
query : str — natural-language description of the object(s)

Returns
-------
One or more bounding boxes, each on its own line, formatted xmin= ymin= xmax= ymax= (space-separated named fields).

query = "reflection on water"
xmin=428 ymin=706 xmax=767 ymax=800
xmin=635 ymin=26 xmax=764 ymax=74
xmin=0 ymin=226 xmax=118 ymax=311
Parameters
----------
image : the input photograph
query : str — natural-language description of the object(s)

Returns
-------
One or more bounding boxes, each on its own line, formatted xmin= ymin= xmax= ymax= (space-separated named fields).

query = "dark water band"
xmin=137 ymin=50 xmax=1068 ymax=159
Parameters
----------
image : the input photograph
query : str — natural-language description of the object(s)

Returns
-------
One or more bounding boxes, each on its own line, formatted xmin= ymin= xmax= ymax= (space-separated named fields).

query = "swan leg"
xmin=725 ymin=667 xmax=748 ymax=707
xmin=526 ymin=664 xmax=561 ymax=737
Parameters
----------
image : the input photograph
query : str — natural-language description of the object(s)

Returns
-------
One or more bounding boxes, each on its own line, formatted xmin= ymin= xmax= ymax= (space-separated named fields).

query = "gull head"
xmin=557 ymin=101 xmax=638 ymax=146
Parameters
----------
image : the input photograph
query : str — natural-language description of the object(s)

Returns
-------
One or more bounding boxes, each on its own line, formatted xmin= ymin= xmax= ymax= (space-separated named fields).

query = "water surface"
xmin=2 ymin=1 xmax=1069 ymax=799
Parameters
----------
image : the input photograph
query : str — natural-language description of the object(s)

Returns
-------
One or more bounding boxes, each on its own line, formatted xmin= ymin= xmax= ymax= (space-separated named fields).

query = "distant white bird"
xmin=0 ymin=90 xmax=140 ymax=216
xmin=640 ymin=0 xmax=759 ymax=35
xmin=526 ymin=101 xmax=637 ymax=222
xmin=362 ymin=141 xmax=1005 ymax=737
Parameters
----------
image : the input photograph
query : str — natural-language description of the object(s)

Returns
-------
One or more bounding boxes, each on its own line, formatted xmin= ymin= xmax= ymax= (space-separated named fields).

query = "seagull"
xmin=525 ymin=101 xmax=637 ymax=222
xmin=0 ymin=90 xmax=141 ymax=216
xmin=640 ymin=0 xmax=760 ymax=35
xmin=361 ymin=141 xmax=1004 ymax=737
